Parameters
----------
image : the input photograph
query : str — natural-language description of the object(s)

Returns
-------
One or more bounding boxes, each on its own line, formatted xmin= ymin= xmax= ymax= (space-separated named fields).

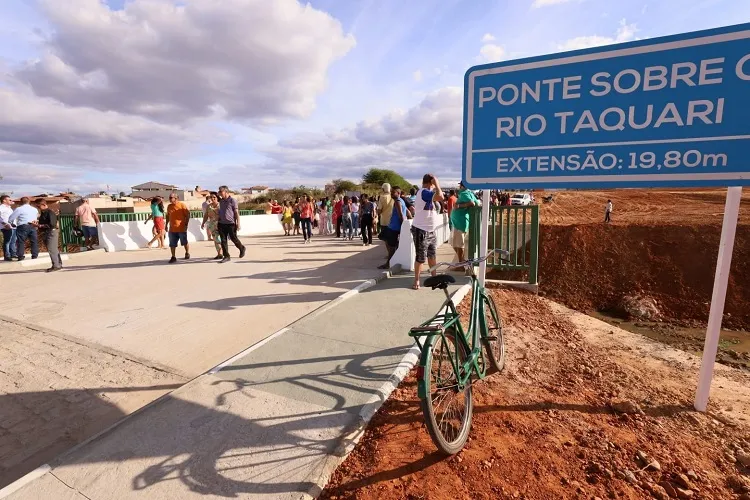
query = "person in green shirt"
xmin=449 ymin=181 xmax=478 ymax=263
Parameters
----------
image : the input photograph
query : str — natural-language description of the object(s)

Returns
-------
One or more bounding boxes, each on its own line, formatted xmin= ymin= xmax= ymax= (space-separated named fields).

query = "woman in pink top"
xmin=299 ymin=195 xmax=314 ymax=243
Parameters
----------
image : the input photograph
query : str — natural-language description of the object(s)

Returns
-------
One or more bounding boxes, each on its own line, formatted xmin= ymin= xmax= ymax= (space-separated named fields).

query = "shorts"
xmin=153 ymin=216 xmax=165 ymax=232
xmin=411 ymin=226 xmax=437 ymax=263
xmin=82 ymin=226 xmax=98 ymax=238
xmin=168 ymin=232 xmax=188 ymax=248
xmin=451 ymin=228 xmax=467 ymax=249
xmin=379 ymin=227 xmax=400 ymax=248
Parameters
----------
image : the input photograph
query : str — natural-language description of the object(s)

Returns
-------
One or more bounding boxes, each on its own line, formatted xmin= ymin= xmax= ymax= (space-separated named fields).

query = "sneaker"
xmin=184 ymin=253 xmax=190 ymax=260
xmin=221 ymin=257 xmax=230 ymax=263
xmin=377 ymin=263 xmax=389 ymax=270
xmin=169 ymin=256 xmax=177 ymax=264
xmin=213 ymin=255 xmax=223 ymax=260
xmin=239 ymin=246 xmax=246 ymax=258
xmin=46 ymin=267 xmax=62 ymax=273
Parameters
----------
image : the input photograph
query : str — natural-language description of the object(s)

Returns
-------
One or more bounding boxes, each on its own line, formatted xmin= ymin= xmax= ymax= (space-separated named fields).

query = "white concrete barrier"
xmin=98 ymin=214 xmax=283 ymax=252
xmin=390 ymin=213 xmax=450 ymax=272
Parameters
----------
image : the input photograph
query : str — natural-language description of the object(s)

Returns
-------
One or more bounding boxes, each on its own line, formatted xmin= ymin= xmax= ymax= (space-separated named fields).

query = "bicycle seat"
xmin=424 ymin=274 xmax=456 ymax=290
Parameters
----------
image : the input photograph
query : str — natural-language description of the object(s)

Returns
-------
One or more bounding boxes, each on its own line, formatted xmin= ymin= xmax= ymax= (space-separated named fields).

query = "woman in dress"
xmin=144 ymin=196 xmax=166 ymax=249
xmin=281 ymin=201 xmax=294 ymax=235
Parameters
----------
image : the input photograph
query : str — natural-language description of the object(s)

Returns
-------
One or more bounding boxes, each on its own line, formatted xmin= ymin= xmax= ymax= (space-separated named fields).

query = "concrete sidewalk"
xmin=5 ymin=273 xmax=468 ymax=500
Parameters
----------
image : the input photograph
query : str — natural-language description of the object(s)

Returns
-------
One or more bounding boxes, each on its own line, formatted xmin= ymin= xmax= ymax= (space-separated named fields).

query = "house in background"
xmin=241 ymin=186 xmax=270 ymax=198
xmin=129 ymin=182 xmax=206 ymax=210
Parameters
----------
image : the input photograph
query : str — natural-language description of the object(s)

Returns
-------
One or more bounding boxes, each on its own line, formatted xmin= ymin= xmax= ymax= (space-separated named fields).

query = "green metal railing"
xmin=468 ymin=205 xmax=539 ymax=285
xmin=59 ymin=215 xmax=83 ymax=252
xmin=97 ymin=209 xmax=264 ymax=222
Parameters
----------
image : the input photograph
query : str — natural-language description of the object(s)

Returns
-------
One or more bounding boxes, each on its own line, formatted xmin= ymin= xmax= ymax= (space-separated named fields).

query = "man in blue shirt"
xmin=0 ymin=195 xmax=17 ymax=261
xmin=9 ymin=197 xmax=39 ymax=260
xmin=377 ymin=186 xmax=406 ymax=270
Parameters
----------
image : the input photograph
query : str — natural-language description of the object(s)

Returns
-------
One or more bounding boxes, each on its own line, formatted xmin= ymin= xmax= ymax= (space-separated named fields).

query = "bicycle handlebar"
xmin=428 ymin=249 xmax=511 ymax=273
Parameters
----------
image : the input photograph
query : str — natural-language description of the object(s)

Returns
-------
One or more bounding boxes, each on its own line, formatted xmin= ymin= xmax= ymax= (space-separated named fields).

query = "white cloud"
xmin=481 ymin=33 xmax=496 ymax=42
xmin=413 ymin=70 xmax=423 ymax=82
xmin=258 ymin=87 xmax=464 ymax=184
xmin=479 ymin=43 xmax=507 ymax=62
xmin=532 ymin=0 xmax=575 ymax=8
xmin=15 ymin=0 xmax=356 ymax=124
xmin=556 ymin=19 xmax=638 ymax=51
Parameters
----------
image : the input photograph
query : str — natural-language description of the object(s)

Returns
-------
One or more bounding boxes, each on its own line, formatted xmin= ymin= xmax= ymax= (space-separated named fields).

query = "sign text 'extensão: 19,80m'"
xmin=462 ymin=23 xmax=750 ymax=189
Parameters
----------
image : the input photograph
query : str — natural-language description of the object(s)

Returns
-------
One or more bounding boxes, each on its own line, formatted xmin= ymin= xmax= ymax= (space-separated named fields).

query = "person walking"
xmin=450 ymin=181 xmax=478 ymax=269
xmin=217 ymin=186 xmax=246 ymax=262
xmin=37 ymin=200 xmax=62 ymax=272
xmin=359 ymin=193 xmax=376 ymax=246
xmin=351 ymin=196 xmax=360 ymax=237
xmin=201 ymin=192 xmax=224 ymax=260
xmin=333 ymin=195 xmax=343 ymax=238
xmin=340 ymin=196 xmax=354 ymax=240
xmin=74 ymin=198 xmax=100 ymax=250
xmin=605 ymin=199 xmax=613 ymax=223
xmin=0 ymin=195 xmax=17 ymax=261
xmin=292 ymin=198 xmax=301 ymax=236
xmin=378 ymin=186 xmax=406 ymax=270
xmin=166 ymin=193 xmax=190 ymax=263
xmin=299 ymin=195 xmax=313 ymax=243
xmin=202 ymin=194 xmax=214 ymax=241
xmin=377 ymin=183 xmax=394 ymax=234
xmin=318 ymin=198 xmax=329 ymax=235
xmin=411 ymin=174 xmax=444 ymax=290
xmin=144 ymin=196 xmax=166 ymax=249
xmin=281 ymin=201 xmax=294 ymax=235
xmin=9 ymin=197 xmax=39 ymax=261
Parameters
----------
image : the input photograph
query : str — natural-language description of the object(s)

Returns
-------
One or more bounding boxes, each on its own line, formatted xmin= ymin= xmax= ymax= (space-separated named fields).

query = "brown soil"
xmin=540 ymin=189 xmax=750 ymax=226
xmin=321 ymin=289 xmax=750 ymax=499
xmin=537 ymin=223 xmax=750 ymax=330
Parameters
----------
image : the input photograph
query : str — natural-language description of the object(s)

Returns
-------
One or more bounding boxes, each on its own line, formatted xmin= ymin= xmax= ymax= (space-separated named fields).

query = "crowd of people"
xmin=0 ymin=177 xmax=485 ymax=289
xmin=260 ymin=176 xmax=481 ymax=290
xmin=143 ymin=186 xmax=246 ymax=263
xmin=0 ymin=195 xmax=100 ymax=272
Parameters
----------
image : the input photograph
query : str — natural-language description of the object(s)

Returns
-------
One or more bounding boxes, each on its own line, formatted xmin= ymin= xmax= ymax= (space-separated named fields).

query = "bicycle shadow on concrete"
xmin=24 ymin=345 xmax=415 ymax=498
xmin=221 ymin=247 xmax=388 ymax=291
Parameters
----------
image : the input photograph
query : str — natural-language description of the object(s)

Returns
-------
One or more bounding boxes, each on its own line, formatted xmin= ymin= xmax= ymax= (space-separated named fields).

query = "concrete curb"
xmin=0 ymin=268 xmax=398 ymax=500
xmin=305 ymin=282 xmax=472 ymax=500
xmin=1 ymin=248 xmax=106 ymax=271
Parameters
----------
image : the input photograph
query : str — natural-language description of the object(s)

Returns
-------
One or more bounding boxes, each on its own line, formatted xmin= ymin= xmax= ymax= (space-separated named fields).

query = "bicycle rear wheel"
xmin=481 ymin=292 xmax=506 ymax=374
xmin=421 ymin=329 xmax=473 ymax=455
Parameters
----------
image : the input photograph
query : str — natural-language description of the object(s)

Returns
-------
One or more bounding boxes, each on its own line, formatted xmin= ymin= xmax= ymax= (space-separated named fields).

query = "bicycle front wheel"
xmin=481 ymin=292 xmax=506 ymax=374
xmin=421 ymin=329 xmax=473 ymax=455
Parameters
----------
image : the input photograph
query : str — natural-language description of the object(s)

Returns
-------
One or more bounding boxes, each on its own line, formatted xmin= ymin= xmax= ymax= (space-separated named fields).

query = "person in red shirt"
xmin=446 ymin=189 xmax=457 ymax=229
xmin=333 ymin=195 xmax=343 ymax=238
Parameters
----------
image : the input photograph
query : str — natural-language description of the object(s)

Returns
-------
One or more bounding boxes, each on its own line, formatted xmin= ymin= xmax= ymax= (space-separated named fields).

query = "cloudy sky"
xmin=0 ymin=0 xmax=747 ymax=195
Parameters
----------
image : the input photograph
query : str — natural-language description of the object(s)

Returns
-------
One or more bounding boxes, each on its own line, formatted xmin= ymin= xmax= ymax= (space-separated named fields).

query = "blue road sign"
xmin=462 ymin=23 xmax=750 ymax=189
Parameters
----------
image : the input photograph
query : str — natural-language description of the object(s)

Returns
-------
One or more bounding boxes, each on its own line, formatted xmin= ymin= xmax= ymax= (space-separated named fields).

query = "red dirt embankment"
xmin=538 ymin=223 xmax=750 ymax=330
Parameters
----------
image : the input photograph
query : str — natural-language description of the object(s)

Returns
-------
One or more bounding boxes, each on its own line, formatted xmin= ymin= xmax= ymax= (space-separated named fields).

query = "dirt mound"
xmin=538 ymin=223 xmax=750 ymax=330
xmin=321 ymin=289 xmax=750 ymax=499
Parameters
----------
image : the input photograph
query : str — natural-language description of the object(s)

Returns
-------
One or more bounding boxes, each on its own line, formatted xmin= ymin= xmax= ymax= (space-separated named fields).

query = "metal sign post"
xmin=462 ymin=23 xmax=750 ymax=411
xmin=695 ymin=186 xmax=743 ymax=411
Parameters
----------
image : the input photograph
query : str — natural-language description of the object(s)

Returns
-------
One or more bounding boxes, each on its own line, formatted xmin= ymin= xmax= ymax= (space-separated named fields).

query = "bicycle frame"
xmin=409 ymin=270 xmax=491 ymax=400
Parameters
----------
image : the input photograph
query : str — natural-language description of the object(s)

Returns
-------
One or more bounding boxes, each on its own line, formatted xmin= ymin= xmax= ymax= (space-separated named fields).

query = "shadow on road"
xmin=0 ymin=384 xmax=182 ymax=489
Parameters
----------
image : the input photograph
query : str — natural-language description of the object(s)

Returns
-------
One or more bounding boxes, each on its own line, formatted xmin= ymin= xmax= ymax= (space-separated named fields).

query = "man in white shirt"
xmin=605 ymin=200 xmax=613 ymax=223
xmin=411 ymin=174 xmax=444 ymax=290
xmin=0 ymin=195 xmax=17 ymax=261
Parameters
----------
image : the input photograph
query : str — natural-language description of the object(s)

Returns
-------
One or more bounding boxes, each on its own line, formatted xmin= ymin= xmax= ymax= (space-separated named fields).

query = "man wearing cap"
xmin=450 ymin=181 xmax=478 ymax=266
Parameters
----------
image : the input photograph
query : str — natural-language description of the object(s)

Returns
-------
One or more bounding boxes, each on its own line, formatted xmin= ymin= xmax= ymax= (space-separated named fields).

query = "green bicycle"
xmin=409 ymin=250 xmax=507 ymax=454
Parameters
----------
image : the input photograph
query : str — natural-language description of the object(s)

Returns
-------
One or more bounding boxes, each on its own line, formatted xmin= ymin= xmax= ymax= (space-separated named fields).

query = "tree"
xmin=362 ymin=168 xmax=413 ymax=191
xmin=331 ymin=179 xmax=359 ymax=194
